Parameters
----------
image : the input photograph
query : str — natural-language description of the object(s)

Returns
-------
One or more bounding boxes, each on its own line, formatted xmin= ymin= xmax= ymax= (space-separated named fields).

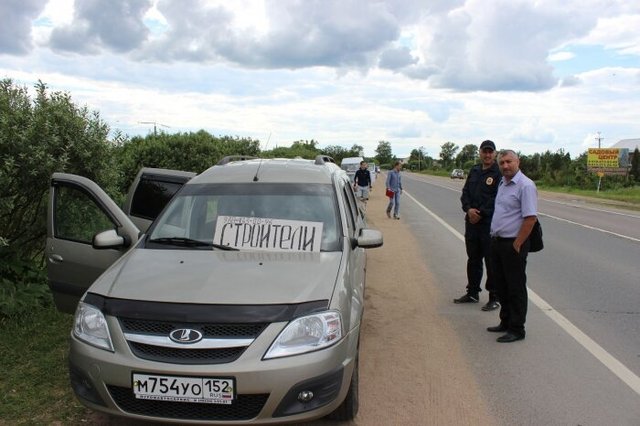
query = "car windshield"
xmin=147 ymin=183 xmax=341 ymax=252
xmin=341 ymin=164 xmax=359 ymax=172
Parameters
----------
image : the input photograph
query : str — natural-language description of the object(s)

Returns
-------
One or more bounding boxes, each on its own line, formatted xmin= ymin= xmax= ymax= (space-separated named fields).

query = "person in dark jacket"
xmin=353 ymin=161 xmax=372 ymax=201
xmin=454 ymin=140 xmax=501 ymax=311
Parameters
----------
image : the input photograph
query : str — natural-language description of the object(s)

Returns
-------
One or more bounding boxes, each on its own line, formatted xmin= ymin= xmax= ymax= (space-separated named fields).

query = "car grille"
xmin=120 ymin=318 xmax=266 ymax=337
xmin=107 ymin=385 xmax=269 ymax=421
xmin=128 ymin=341 xmax=246 ymax=364
xmin=118 ymin=318 xmax=267 ymax=364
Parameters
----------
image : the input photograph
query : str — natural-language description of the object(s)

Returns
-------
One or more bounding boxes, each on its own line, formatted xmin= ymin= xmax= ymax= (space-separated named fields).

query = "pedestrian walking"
xmin=354 ymin=161 xmax=372 ymax=202
xmin=385 ymin=160 xmax=403 ymax=219
xmin=487 ymin=150 xmax=538 ymax=343
xmin=454 ymin=140 xmax=501 ymax=311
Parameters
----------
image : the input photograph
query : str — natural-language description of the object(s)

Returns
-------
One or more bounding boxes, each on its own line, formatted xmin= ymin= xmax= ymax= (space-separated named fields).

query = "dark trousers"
xmin=465 ymin=222 xmax=495 ymax=297
xmin=490 ymin=238 xmax=529 ymax=336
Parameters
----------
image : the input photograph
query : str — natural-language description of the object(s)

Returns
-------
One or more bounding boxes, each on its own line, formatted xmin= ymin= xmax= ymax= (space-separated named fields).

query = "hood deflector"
xmin=83 ymin=293 xmax=328 ymax=323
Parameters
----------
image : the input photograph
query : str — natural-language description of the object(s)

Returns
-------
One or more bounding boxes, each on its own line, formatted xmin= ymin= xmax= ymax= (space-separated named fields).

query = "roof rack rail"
xmin=314 ymin=155 xmax=335 ymax=165
xmin=216 ymin=155 xmax=258 ymax=165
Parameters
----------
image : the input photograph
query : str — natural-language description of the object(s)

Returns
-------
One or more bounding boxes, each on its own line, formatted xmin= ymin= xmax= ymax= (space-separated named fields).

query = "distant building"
xmin=611 ymin=138 xmax=640 ymax=151
xmin=611 ymin=138 xmax=639 ymax=165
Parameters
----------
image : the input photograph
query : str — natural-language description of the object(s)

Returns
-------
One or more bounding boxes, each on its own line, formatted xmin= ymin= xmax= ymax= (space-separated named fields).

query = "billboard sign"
xmin=587 ymin=148 xmax=629 ymax=175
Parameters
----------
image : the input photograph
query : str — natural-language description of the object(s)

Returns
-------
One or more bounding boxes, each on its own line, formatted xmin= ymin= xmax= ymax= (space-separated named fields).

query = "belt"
xmin=492 ymin=236 xmax=515 ymax=241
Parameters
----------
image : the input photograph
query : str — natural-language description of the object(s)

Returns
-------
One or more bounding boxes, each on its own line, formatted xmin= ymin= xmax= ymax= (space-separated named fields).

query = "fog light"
xmin=297 ymin=390 xmax=314 ymax=402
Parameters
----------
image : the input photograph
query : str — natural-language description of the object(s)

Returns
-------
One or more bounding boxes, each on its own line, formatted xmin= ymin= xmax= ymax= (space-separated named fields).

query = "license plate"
xmin=132 ymin=373 xmax=235 ymax=404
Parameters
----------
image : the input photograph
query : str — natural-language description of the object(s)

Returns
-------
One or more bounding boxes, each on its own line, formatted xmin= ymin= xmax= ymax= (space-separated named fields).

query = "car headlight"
xmin=73 ymin=302 xmax=114 ymax=352
xmin=264 ymin=311 xmax=342 ymax=359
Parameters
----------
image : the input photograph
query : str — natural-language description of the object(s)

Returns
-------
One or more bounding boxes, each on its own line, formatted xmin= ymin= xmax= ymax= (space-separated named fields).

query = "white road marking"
xmin=541 ymin=197 xmax=640 ymax=219
xmin=404 ymin=190 xmax=640 ymax=397
xmin=404 ymin=174 xmax=640 ymax=243
xmin=539 ymin=212 xmax=640 ymax=243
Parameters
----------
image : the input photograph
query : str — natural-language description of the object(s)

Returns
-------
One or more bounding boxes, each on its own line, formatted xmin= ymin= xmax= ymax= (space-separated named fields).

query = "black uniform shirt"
xmin=354 ymin=168 xmax=371 ymax=187
xmin=460 ymin=162 xmax=501 ymax=225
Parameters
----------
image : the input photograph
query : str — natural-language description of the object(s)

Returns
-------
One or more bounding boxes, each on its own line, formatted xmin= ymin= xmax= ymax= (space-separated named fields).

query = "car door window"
xmin=54 ymin=184 xmax=116 ymax=244
xmin=130 ymin=178 xmax=184 ymax=221
xmin=340 ymin=180 xmax=357 ymax=236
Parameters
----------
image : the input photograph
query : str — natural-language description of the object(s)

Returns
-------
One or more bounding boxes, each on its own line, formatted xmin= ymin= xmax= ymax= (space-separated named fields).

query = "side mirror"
xmin=92 ymin=229 xmax=126 ymax=249
xmin=356 ymin=228 xmax=383 ymax=249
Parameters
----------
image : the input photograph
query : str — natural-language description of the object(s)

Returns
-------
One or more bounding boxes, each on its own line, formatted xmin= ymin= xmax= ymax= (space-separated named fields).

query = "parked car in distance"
xmin=450 ymin=169 xmax=465 ymax=179
xmin=47 ymin=155 xmax=383 ymax=424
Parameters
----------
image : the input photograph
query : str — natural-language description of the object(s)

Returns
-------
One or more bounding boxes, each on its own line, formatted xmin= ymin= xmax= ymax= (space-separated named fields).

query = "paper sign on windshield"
xmin=213 ymin=216 xmax=324 ymax=252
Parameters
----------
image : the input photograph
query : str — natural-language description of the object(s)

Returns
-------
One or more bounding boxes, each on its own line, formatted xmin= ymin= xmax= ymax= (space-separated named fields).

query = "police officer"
xmin=454 ymin=140 xmax=501 ymax=311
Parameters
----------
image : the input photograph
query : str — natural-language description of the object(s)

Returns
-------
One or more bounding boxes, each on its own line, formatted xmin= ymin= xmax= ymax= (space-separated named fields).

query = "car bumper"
xmin=68 ymin=324 xmax=359 ymax=424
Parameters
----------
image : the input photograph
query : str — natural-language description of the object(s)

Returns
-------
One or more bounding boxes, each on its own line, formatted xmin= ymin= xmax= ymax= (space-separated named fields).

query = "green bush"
xmin=0 ymin=246 xmax=51 ymax=318
xmin=0 ymin=79 xmax=117 ymax=259
xmin=1 ymin=79 xmax=116 ymax=317
xmin=113 ymin=131 xmax=261 ymax=193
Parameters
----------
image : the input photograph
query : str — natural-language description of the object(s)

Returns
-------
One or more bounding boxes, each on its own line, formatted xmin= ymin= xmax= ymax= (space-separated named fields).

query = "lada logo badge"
xmin=169 ymin=328 xmax=203 ymax=344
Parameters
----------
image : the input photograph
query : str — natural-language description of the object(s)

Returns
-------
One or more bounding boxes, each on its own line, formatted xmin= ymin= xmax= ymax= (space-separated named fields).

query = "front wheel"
xmin=326 ymin=354 xmax=359 ymax=421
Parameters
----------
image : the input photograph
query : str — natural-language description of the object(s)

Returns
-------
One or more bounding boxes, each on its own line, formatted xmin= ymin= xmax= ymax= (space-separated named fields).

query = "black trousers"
xmin=465 ymin=222 xmax=495 ymax=297
xmin=490 ymin=238 xmax=529 ymax=335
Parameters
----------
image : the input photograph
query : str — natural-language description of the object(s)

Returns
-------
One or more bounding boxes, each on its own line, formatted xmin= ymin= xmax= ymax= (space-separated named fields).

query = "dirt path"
xmin=334 ymin=186 xmax=494 ymax=425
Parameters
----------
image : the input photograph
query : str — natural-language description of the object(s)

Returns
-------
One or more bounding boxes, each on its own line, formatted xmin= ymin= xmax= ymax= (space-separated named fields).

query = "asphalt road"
xmin=400 ymin=172 xmax=640 ymax=425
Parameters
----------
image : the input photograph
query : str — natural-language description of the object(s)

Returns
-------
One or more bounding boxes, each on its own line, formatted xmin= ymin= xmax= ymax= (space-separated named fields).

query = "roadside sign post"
xmin=596 ymin=171 xmax=604 ymax=193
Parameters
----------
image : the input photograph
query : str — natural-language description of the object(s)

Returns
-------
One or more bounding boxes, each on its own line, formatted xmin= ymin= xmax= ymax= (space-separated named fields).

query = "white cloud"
xmin=549 ymin=51 xmax=575 ymax=62
xmin=578 ymin=14 xmax=640 ymax=55
xmin=0 ymin=0 xmax=48 ymax=54
xmin=1 ymin=0 xmax=639 ymax=158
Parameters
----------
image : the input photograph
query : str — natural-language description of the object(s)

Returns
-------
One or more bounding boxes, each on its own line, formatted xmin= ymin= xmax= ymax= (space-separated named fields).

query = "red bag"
xmin=385 ymin=188 xmax=395 ymax=198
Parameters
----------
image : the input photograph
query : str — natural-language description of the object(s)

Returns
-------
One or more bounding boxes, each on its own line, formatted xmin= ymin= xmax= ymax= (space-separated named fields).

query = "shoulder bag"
xmin=528 ymin=219 xmax=544 ymax=252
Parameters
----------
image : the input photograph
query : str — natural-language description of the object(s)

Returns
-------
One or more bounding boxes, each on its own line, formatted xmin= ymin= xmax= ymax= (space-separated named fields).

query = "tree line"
xmin=402 ymin=141 xmax=639 ymax=189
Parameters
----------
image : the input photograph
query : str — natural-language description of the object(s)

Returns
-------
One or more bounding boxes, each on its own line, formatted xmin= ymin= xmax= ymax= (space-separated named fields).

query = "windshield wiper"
xmin=211 ymin=242 xmax=239 ymax=251
xmin=148 ymin=237 xmax=239 ymax=251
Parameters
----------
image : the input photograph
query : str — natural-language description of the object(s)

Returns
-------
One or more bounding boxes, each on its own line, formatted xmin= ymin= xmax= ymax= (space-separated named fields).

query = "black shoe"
xmin=386 ymin=210 xmax=391 ymax=218
xmin=496 ymin=332 xmax=525 ymax=343
xmin=453 ymin=293 xmax=478 ymax=304
xmin=481 ymin=300 xmax=500 ymax=311
xmin=394 ymin=215 xmax=400 ymax=220
xmin=487 ymin=324 xmax=508 ymax=332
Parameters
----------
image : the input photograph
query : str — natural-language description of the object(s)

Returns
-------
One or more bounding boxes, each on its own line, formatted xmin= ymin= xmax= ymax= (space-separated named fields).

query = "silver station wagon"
xmin=47 ymin=156 xmax=383 ymax=424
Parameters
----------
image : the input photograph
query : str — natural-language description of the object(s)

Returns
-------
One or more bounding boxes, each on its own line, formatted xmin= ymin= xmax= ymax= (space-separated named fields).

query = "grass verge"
xmin=0 ymin=307 xmax=92 ymax=424
xmin=537 ymin=185 xmax=640 ymax=206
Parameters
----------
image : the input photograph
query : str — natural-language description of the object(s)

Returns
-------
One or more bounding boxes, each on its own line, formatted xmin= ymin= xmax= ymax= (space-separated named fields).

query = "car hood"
xmin=89 ymin=249 xmax=342 ymax=305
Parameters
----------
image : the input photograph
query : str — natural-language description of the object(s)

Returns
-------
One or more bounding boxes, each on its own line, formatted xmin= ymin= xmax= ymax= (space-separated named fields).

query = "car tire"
xmin=326 ymin=352 xmax=359 ymax=421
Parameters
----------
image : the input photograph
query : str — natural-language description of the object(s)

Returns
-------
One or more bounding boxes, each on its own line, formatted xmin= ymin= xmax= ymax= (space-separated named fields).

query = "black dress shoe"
xmin=496 ymin=332 xmax=525 ymax=343
xmin=453 ymin=293 xmax=479 ymax=304
xmin=481 ymin=300 xmax=500 ymax=311
xmin=487 ymin=324 xmax=508 ymax=332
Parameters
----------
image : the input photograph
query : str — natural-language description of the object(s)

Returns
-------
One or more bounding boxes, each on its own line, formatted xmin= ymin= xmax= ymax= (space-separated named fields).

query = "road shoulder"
xmin=354 ymin=186 xmax=495 ymax=425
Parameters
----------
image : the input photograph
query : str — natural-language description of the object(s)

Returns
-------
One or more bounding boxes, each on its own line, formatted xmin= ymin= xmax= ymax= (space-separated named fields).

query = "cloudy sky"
xmin=1 ymin=0 xmax=639 ymax=158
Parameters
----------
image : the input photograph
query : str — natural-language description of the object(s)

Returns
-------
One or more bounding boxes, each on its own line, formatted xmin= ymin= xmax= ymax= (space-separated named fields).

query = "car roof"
xmin=189 ymin=156 xmax=345 ymax=185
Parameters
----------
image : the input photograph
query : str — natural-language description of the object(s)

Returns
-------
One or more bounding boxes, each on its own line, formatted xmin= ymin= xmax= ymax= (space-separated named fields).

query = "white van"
xmin=340 ymin=157 xmax=376 ymax=185
xmin=340 ymin=157 xmax=362 ymax=183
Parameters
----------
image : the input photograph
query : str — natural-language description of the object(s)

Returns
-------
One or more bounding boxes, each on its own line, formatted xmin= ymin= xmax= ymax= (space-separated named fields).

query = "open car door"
xmin=47 ymin=173 xmax=141 ymax=313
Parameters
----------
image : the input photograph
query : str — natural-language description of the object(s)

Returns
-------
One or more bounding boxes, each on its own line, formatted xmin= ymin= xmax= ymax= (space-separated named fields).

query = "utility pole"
xmin=595 ymin=131 xmax=604 ymax=148
xmin=139 ymin=121 xmax=170 ymax=136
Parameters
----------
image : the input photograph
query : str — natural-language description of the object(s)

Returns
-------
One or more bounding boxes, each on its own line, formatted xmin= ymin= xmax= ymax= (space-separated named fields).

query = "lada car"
xmin=47 ymin=155 xmax=383 ymax=424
